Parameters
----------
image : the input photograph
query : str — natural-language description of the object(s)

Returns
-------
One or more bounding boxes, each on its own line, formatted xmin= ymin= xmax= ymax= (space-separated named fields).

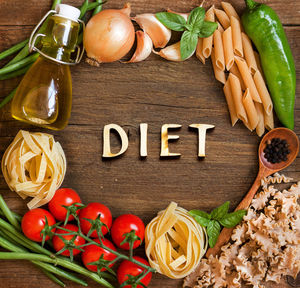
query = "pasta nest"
xmin=1 ymin=130 xmax=66 ymax=209
xmin=145 ymin=202 xmax=207 ymax=279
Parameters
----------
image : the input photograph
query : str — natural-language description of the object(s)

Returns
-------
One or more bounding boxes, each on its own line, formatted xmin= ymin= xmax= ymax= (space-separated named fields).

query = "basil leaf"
xmin=180 ymin=31 xmax=198 ymax=60
xmin=189 ymin=210 xmax=211 ymax=219
xmin=219 ymin=210 xmax=247 ymax=228
xmin=187 ymin=7 xmax=205 ymax=31
xmin=191 ymin=215 xmax=211 ymax=227
xmin=211 ymin=201 xmax=230 ymax=220
xmin=198 ymin=21 xmax=218 ymax=38
xmin=207 ymin=220 xmax=221 ymax=248
xmin=156 ymin=12 xmax=186 ymax=31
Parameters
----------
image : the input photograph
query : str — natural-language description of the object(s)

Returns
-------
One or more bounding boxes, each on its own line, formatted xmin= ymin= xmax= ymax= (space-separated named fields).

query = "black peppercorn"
xmin=263 ymin=138 xmax=290 ymax=164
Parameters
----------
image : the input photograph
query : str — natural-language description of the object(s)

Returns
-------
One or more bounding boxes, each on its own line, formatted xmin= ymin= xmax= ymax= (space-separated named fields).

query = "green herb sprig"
xmin=156 ymin=7 xmax=218 ymax=60
xmin=189 ymin=201 xmax=247 ymax=248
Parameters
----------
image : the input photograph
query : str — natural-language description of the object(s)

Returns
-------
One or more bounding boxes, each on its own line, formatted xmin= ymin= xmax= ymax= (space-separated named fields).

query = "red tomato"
xmin=79 ymin=203 xmax=112 ymax=238
xmin=21 ymin=208 xmax=56 ymax=242
xmin=117 ymin=256 xmax=152 ymax=288
xmin=52 ymin=224 xmax=85 ymax=257
xmin=81 ymin=238 xmax=117 ymax=272
xmin=111 ymin=214 xmax=145 ymax=250
xmin=48 ymin=188 xmax=82 ymax=221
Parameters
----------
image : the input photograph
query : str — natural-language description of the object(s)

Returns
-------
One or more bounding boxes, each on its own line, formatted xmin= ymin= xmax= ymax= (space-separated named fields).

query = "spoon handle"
xmin=206 ymin=166 xmax=268 ymax=257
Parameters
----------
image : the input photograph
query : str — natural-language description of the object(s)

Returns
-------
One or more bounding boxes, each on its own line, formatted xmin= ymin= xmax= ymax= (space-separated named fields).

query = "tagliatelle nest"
xmin=183 ymin=173 xmax=300 ymax=288
xmin=1 ymin=130 xmax=66 ymax=209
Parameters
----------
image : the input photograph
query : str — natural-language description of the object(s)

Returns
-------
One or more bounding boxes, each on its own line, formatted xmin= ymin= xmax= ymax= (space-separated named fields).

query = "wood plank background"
xmin=0 ymin=0 xmax=299 ymax=287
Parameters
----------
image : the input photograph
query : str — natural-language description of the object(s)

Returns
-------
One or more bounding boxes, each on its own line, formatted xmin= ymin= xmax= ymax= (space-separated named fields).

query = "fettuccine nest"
xmin=1 ymin=130 xmax=66 ymax=209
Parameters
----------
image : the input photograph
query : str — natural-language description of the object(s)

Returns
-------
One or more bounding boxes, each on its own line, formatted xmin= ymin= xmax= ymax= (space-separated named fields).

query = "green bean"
xmin=4 ymin=44 xmax=30 ymax=68
xmin=0 ymin=39 xmax=29 ymax=61
xmin=0 ymin=209 xmax=22 ymax=222
xmin=0 ymin=234 xmax=86 ymax=287
xmin=0 ymin=195 xmax=20 ymax=230
xmin=0 ymin=53 xmax=38 ymax=76
xmin=86 ymin=1 xmax=106 ymax=12
xmin=0 ymin=65 xmax=31 ymax=80
xmin=79 ymin=0 xmax=89 ymax=19
xmin=93 ymin=0 xmax=103 ymax=15
xmin=0 ymin=88 xmax=17 ymax=109
xmin=39 ymin=268 xmax=66 ymax=288
xmin=51 ymin=0 xmax=62 ymax=10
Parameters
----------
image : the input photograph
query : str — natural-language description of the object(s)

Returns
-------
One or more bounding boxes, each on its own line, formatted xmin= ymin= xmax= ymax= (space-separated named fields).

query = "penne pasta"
xmin=235 ymin=56 xmax=262 ymax=103
xmin=254 ymin=51 xmax=264 ymax=78
xmin=241 ymin=32 xmax=257 ymax=74
xmin=242 ymin=88 xmax=259 ymax=131
xmin=217 ymin=22 xmax=225 ymax=33
xmin=196 ymin=38 xmax=205 ymax=64
xmin=221 ymin=1 xmax=240 ymax=20
xmin=231 ymin=16 xmax=243 ymax=57
xmin=255 ymin=102 xmax=265 ymax=137
xmin=264 ymin=109 xmax=274 ymax=131
xmin=203 ymin=5 xmax=215 ymax=58
xmin=253 ymin=70 xmax=273 ymax=115
xmin=223 ymin=79 xmax=239 ymax=126
xmin=228 ymin=73 xmax=247 ymax=123
xmin=230 ymin=62 xmax=246 ymax=90
xmin=222 ymin=27 xmax=234 ymax=71
xmin=211 ymin=49 xmax=226 ymax=84
xmin=214 ymin=8 xmax=231 ymax=29
xmin=213 ymin=30 xmax=225 ymax=71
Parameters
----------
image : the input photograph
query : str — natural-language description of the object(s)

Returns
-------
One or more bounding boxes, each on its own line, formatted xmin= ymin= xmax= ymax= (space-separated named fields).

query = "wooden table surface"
xmin=0 ymin=0 xmax=299 ymax=287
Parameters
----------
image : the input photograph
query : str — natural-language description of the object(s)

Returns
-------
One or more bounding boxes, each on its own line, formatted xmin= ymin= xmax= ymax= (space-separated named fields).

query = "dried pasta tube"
xmin=253 ymin=51 xmax=265 ymax=79
xmin=196 ymin=38 xmax=205 ymax=64
xmin=241 ymin=32 xmax=257 ymax=74
xmin=223 ymin=79 xmax=239 ymax=126
xmin=222 ymin=27 xmax=234 ymax=71
xmin=255 ymin=102 xmax=265 ymax=137
xmin=264 ymin=109 xmax=274 ymax=131
xmin=203 ymin=5 xmax=215 ymax=58
xmin=235 ymin=56 xmax=261 ymax=103
xmin=213 ymin=30 xmax=225 ymax=71
xmin=214 ymin=8 xmax=230 ymax=29
xmin=253 ymin=70 xmax=273 ymax=115
xmin=242 ymin=88 xmax=259 ymax=130
xmin=230 ymin=62 xmax=246 ymax=90
xmin=228 ymin=73 xmax=247 ymax=123
xmin=221 ymin=2 xmax=240 ymax=20
xmin=211 ymin=49 xmax=226 ymax=84
xmin=217 ymin=22 xmax=225 ymax=33
xmin=231 ymin=16 xmax=243 ymax=57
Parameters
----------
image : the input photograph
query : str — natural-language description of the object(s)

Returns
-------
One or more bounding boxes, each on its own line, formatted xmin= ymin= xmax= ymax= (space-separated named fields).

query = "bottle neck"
xmin=41 ymin=46 xmax=72 ymax=63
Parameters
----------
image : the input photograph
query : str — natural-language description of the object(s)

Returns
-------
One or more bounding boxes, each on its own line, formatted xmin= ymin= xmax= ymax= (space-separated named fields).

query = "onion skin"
xmin=84 ymin=8 xmax=135 ymax=64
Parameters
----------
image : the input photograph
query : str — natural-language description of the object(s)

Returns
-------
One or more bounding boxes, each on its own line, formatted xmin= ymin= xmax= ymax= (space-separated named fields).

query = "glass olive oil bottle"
xmin=11 ymin=4 xmax=81 ymax=130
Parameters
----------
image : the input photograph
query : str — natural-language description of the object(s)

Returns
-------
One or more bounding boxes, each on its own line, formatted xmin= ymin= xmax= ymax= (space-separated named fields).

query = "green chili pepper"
xmin=242 ymin=0 xmax=296 ymax=130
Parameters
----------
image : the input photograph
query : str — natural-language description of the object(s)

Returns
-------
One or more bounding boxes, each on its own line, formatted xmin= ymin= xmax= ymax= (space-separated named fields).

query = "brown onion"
xmin=84 ymin=3 xmax=135 ymax=64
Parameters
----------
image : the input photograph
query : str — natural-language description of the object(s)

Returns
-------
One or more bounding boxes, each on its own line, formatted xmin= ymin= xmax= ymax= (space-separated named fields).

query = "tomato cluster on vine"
xmin=21 ymin=188 xmax=152 ymax=288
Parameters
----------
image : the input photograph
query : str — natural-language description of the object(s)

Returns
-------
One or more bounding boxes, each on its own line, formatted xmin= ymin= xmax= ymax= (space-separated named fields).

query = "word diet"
xmin=102 ymin=123 xmax=215 ymax=158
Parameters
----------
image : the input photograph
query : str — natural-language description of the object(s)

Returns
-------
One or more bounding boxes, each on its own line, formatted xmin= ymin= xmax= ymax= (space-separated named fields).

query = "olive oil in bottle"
xmin=11 ymin=4 xmax=81 ymax=130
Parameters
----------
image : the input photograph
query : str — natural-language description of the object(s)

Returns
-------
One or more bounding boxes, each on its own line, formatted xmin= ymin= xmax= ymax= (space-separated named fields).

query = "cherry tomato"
xmin=52 ymin=224 xmax=85 ymax=257
xmin=48 ymin=188 xmax=82 ymax=221
xmin=111 ymin=214 xmax=145 ymax=250
xmin=79 ymin=203 xmax=112 ymax=238
xmin=21 ymin=208 xmax=56 ymax=242
xmin=117 ymin=256 xmax=152 ymax=288
xmin=81 ymin=238 xmax=117 ymax=272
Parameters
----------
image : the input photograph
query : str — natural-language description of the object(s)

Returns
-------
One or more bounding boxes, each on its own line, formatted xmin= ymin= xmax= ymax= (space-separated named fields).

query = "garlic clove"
xmin=120 ymin=2 xmax=131 ymax=17
xmin=124 ymin=31 xmax=153 ymax=63
xmin=132 ymin=14 xmax=171 ymax=48
xmin=153 ymin=41 xmax=195 ymax=62
xmin=166 ymin=9 xmax=189 ymax=22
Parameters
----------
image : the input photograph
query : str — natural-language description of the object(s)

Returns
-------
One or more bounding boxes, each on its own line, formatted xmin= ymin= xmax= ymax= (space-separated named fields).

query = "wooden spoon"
xmin=206 ymin=127 xmax=299 ymax=257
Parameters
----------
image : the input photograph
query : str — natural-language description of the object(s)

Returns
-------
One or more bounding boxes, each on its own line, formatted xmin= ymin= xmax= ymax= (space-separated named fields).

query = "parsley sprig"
xmin=189 ymin=201 xmax=247 ymax=248
xmin=156 ymin=7 xmax=218 ymax=60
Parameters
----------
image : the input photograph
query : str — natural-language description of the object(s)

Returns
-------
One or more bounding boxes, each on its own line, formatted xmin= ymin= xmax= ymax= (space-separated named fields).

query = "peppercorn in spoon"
xmin=206 ymin=127 xmax=299 ymax=257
